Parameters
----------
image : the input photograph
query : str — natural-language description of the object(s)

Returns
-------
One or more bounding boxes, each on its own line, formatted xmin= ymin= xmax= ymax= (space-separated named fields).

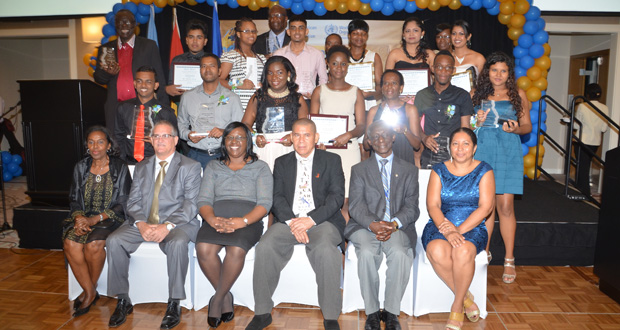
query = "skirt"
xmin=196 ymin=200 xmax=263 ymax=251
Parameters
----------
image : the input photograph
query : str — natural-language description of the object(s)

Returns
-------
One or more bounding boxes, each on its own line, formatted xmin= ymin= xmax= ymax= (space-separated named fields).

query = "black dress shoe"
xmin=323 ymin=319 xmax=340 ymax=330
xmin=245 ymin=313 xmax=272 ymax=330
xmin=383 ymin=311 xmax=402 ymax=330
xmin=207 ymin=295 xmax=221 ymax=328
xmin=72 ymin=292 xmax=100 ymax=317
xmin=109 ymin=298 xmax=133 ymax=327
xmin=364 ymin=311 xmax=381 ymax=330
xmin=221 ymin=292 xmax=234 ymax=323
xmin=160 ymin=299 xmax=182 ymax=329
xmin=73 ymin=297 xmax=81 ymax=311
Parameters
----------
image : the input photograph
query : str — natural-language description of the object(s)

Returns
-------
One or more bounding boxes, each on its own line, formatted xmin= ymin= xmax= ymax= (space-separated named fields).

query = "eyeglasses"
xmin=225 ymin=135 xmax=246 ymax=142
xmin=152 ymin=134 xmax=175 ymax=139
xmin=436 ymin=35 xmax=450 ymax=39
xmin=240 ymin=29 xmax=258 ymax=34
xmin=434 ymin=65 xmax=454 ymax=71
xmin=369 ymin=133 xmax=394 ymax=141
xmin=269 ymin=13 xmax=285 ymax=18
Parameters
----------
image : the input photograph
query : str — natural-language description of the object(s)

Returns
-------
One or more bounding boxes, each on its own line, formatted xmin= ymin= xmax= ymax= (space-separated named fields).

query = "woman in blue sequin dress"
xmin=422 ymin=127 xmax=495 ymax=330
xmin=472 ymin=52 xmax=531 ymax=284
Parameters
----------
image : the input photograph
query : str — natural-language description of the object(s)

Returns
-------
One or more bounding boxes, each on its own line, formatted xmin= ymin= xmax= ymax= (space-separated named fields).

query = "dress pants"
xmin=576 ymin=144 xmax=598 ymax=195
xmin=253 ymin=222 xmax=343 ymax=320
xmin=349 ymin=229 xmax=412 ymax=315
xmin=106 ymin=222 xmax=191 ymax=300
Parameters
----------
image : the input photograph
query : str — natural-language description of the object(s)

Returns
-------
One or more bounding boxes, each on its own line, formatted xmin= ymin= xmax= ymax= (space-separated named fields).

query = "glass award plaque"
xmin=129 ymin=106 xmax=155 ymax=139
xmin=100 ymin=46 xmax=117 ymax=68
xmin=262 ymin=106 xmax=286 ymax=133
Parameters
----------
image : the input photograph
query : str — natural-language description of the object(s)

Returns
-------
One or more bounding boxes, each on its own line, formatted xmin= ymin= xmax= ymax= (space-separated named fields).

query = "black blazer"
xmin=255 ymin=31 xmax=291 ymax=56
xmin=94 ymin=36 xmax=169 ymax=133
xmin=68 ymin=156 xmax=132 ymax=223
xmin=272 ymin=149 xmax=346 ymax=248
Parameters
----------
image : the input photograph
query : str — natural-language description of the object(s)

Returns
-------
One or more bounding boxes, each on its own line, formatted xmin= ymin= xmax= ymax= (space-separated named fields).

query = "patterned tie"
xmin=380 ymin=159 xmax=391 ymax=222
xmin=298 ymin=158 xmax=312 ymax=216
xmin=133 ymin=105 xmax=145 ymax=162
xmin=147 ymin=161 xmax=167 ymax=224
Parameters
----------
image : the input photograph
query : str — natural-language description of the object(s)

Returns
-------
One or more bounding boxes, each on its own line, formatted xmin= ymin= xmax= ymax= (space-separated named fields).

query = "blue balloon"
xmin=482 ymin=0 xmax=495 ymax=9
xmin=520 ymin=55 xmax=535 ymax=69
xmin=227 ymin=0 xmax=239 ymax=8
xmin=522 ymin=143 xmax=529 ymax=157
xmin=207 ymin=0 xmax=214 ymax=5
xmin=101 ymin=36 xmax=110 ymax=44
xmin=12 ymin=167 xmax=22 ymax=177
xmin=524 ymin=6 xmax=541 ymax=21
xmin=404 ymin=0 xmax=417 ymax=12
xmin=513 ymin=45 xmax=528 ymax=59
xmin=531 ymin=100 xmax=539 ymax=110
xmin=384 ymin=0 xmax=393 ymax=2
xmin=460 ymin=0 xmax=473 ymax=6
xmin=521 ymin=132 xmax=537 ymax=147
xmin=523 ymin=21 xmax=539 ymax=35
xmin=293 ymin=0 xmax=302 ymax=3
xmin=515 ymin=59 xmax=520 ymax=67
xmin=533 ymin=30 xmax=549 ymax=44
xmin=303 ymin=0 xmax=316 ymax=11
xmin=530 ymin=110 xmax=539 ymax=124
xmin=469 ymin=0 xmax=482 ymax=10
xmin=153 ymin=5 xmax=164 ymax=13
xmin=537 ymin=18 xmax=546 ymax=31
xmin=529 ymin=44 xmax=544 ymax=58
xmin=279 ymin=0 xmax=292 ymax=8
xmin=106 ymin=12 xmax=116 ymax=25
xmin=11 ymin=154 xmax=22 ymax=165
xmin=486 ymin=3 xmax=500 ymax=15
xmin=7 ymin=163 xmax=19 ymax=174
xmin=541 ymin=111 xmax=547 ymax=122
xmin=381 ymin=3 xmax=394 ymax=14
xmin=113 ymin=3 xmax=124 ymax=14
xmin=1 ymin=152 xmax=11 ymax=164
xmin=138 ymin=3 xmax=151 ymax=16
xmin=370 ymin=0 xmax=384 ymax=11
xmin=217 ymin=0 xmax=228 ymax=4
xmin=515 ymin=66 xmax=526 ymax=78
xmin=2 ymin=172 xmax=12 ymax=182
xmin=195 ymin=0 xmax=206 ymax=2
xmin=541 ymin=123 xmax=547 ymax=132
xmin=291 ymin=2 xmax=304 ymax=14
xmin=136 ymin=13 xmax=149 ymax=25
xmin=102 ymin=24 xmax=116 ymax=37
xmin=518 ymin=34 xmax=533 ymax=48
xmin=90 ymin=64 xmax=96 ymax=70
xmin=360 ymin=0 xmax=370 ymax=3
xmin=393 ymin=0 xmax=406 ymax=11
xmin=124 ymin=2 xmax=138 ymax=14
xmin=313 ymin=2 xmax=327 ymax=15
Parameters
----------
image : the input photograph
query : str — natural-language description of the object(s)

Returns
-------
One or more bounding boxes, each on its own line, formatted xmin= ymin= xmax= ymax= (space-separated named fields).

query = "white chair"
xmin=411 ymin=170 xmax=488 ymax=318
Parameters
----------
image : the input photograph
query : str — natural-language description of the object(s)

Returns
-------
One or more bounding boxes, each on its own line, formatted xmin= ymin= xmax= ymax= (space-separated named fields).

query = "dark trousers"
xmin=576 ymin=144 xmax=598 ymax=195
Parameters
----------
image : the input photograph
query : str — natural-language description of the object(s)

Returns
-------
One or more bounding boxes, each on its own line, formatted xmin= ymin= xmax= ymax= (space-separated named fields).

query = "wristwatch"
xmin=391 ymin=221 xmax=399 ymax=232
xmin=166 ymin=223 xmax=174 ymax=231
xmin=243 ymin=218 xmax=249 ymax=227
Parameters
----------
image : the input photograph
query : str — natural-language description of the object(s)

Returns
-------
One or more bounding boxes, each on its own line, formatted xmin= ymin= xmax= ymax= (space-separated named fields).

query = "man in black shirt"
xmin=414 ymin=50 xmax=474 ymax=168
xmin=166 ymin=19 xmax=209 ymax=98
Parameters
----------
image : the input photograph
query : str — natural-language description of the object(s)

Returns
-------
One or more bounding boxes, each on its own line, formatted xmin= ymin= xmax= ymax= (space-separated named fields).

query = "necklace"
xmin=351 ymin=49 xmax=366 ymax=63
xmin=455 ymin=54 xmax=465 ymax=64
xmin=268 ymin=88 xmax=290 ymax=98
xmin=95 ymin=157 xmax=108 ymax=183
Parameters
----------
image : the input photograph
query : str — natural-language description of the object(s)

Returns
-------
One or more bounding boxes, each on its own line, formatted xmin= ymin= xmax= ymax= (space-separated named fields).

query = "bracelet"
xmin=99 ymin=214 xmax=104 ymax=222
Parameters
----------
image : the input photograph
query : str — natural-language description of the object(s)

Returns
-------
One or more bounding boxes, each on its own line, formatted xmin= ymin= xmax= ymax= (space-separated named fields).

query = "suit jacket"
xmin=272 ymin=149 xmax=346 ymax=248
xmin=346 ymin=155 xmax=420 ymax=252
xmin=255 ymin=31 xmax=291 ymax=56
xmin=94 ymin=36 xmax=169 ymax=133
xmin=126 ymin=152 xmax=202 ymax=240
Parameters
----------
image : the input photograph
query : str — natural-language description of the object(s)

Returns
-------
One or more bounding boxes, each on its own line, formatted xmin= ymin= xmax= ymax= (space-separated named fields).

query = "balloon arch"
xmin=83 ymin=0 xmax=550 ymax=178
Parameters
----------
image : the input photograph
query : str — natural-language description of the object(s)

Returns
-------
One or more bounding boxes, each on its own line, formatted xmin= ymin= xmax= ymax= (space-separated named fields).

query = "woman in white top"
xmin=451 ymin=20 xmax=485 ymax=80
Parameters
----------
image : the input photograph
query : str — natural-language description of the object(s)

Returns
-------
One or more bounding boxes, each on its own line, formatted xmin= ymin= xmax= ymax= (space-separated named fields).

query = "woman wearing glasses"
xmin=195 ymin=121 xmax=273 ymax=328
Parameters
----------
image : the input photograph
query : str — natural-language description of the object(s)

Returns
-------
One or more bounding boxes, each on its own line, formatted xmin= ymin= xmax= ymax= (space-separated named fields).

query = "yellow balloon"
xmin=507 ymin=27 xmax=524 ymax=41
xmin=347 ymin=0 xmax=361 ymax=11
xmin=438 ymin=0 xmax=450 ymax=5
xmin=535 ymin=56 xmax=551 ymax=70
xmin=324 ymin=0 xmax=338 ymax=11
xmin=541 ymin=69 xmax=548 ymax=78
xmin=92 ymin=47 xmax=98 ymax=57
xmin=167 ymin=0 xmax=176 ymax=6
xmin=142 ymin=0 xmax=154 ymax=4
xmin=257 ymin=0 xmax=269 ymax=7
xmin=88 ymin=67 xmax=95 ymax=77
xmin=510 ymin=14 xmax=525 ymax=28
xmin=543 ymin=43 xmax=551 ymax=56
xmin=499 ymin=1 xmax=514 ymax=14
xmin=417 ymin=0 xmax=430 ymax=9
xmin=122 ymin=0 xmax=129 ymax=3
xmin=529 ymin=145 xmax=545 ymax=157
xmin=527 ymin=66 xmax=542 ymax=81
xmin=514 ymin=0 xmax=530 ymax=14
xmin=517 ymin=76 xmax=532 ymax=91
xmin=131 ymin=0 xmax=141 ymax=4
xmin=336 ymin=2 xmax=348 ymax=13
xmin=526 ymin=86 xmax=541 ymax=102
xmin=513 ymin=39 xmax=519 ymax=47
xmin=269 ymin=1 xmax=279 ymax=7
xmin=498 ymin=14 xmax=512 ymax=25
xmin=533 ymin=77 xmax=548 ymax=90
xmin=248 ymin=0 xmax=260 ymax=10
xmin=359 ymin=3 xmax=371 ymax=15
xmin=448 ymin=0 xmax=461 ymax=10
xmin=428 ymin=0 xmax=441 ymax=11
xmin=83 ymin=54 xmax=92 ymax=66
xmin=523 ymin=154 xmax=535 ymax=168
xmin=175 ymin=0 xmax=184 ymax=3
xmin=525 ymin=166 xmax=540 ymax=180
xmin=109 ymin=35 xmax=118 ymax=41
xmin=154 ymin=0 xmax=167 ymax=7
xmin=186 ymin=0 xmax=198 ymax=4
xmin=238 ymin=0 xmax=250 ymax=6
xmin=90 ymin=59 xmax=97 ymax=66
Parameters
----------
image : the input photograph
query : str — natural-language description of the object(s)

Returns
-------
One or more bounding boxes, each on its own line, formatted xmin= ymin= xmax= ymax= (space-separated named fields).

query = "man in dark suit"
xmin=106 ymin=120 xmax=201 ymax=329
xmin=246 ymin=118 xmax=345 ymax=330
xmin=346 ymin=121 xmax=419 ymax=330
xmin=254 ymin=5 xmax=290 ymax=57
xmin=94 ymin=9 xmax=169 ymax=133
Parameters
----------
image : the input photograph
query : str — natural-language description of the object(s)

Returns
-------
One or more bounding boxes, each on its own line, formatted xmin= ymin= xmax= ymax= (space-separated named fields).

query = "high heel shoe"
xmin=73 ymin=297 xmax=82 ymax=311
xmin=503 ymin=258 xmax=517 ymax=284
xmin=221 ymin=292 xmax=234 ymax=323
xmin=487 ymin=250 xmax=492 ymax=263
xmin=463 ymin=291 xmax=480 ymax=322
xmin=73 ymin=292 xmax=99 ymax=317
xmin=445 ymin=311 xmax=464 ymax=330
xmin=207 ymin=295 xmax=222 ymax=328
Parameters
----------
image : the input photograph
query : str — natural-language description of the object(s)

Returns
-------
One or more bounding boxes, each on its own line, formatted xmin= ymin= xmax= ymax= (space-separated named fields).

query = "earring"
xmin=87 ymin=149 xmax=90 ymax=154
xmin=287 ymin=77 xmax=291 ymax=82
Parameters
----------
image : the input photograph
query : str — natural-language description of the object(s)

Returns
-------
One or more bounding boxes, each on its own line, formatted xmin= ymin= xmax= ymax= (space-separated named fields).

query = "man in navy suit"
xmin=246 ymin=118 xmax=345 ymax=330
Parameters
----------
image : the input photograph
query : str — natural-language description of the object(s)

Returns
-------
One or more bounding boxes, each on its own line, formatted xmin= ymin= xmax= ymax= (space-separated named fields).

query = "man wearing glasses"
xmin=414 ymin=50 xmax=474 ymax=168
xmin=106 ymin=120 xmax=202 ymax=329
xmin=255 ymin=5 xmax=290 ymax=57
xmin=177 ymin=53 xmax=243 ymax=169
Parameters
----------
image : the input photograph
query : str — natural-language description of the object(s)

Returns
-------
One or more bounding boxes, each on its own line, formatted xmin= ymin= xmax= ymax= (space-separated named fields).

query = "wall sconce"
xmin=81 ymin=16 xmax=107 ymax=44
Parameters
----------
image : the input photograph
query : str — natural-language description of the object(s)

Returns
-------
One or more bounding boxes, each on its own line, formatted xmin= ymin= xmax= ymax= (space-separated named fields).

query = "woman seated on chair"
xmin=195 ymin=121 xmax=273 ymax=328
xmin=421 ymin=127 xmax=495 ymax=330
xmin=63 ymin=125 xmax=132 ymax=317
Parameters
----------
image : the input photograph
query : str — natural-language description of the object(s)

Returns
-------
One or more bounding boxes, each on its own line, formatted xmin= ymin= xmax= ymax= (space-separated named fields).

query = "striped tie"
xmin=380 ymin=159 xmax=390 ymax=222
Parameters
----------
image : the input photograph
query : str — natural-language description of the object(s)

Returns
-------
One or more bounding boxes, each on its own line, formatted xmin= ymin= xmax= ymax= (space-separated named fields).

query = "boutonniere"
xmin=445 ymin=105 xmax=456 ymax=119
xmin=230 ymin=78 xmax=242 ymax=91
xmin=217 ymin=95 xmax=230 ymax=106
xmin=151 ymin=105 xmax=162 ymax=115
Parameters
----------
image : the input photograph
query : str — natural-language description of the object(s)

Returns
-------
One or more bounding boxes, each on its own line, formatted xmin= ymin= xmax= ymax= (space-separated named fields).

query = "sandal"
xmin=446 ymin=311 xmax=464 ymax=330
xmin=487 ymin=250 xmax=492 ymax=263
xmin=463 ymin=291 xmax=480 ymax=322
xmin=503 ymin=258 xmax=517 ymax=284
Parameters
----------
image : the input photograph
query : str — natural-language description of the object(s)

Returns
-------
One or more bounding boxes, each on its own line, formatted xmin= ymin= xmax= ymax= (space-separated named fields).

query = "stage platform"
xmin=489 ymin=179 xmax=599 ymax=266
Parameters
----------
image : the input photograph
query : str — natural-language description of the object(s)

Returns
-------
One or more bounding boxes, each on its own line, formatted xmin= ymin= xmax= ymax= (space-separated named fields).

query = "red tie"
xmin=134 ymin=105 xmax=145 ymax=162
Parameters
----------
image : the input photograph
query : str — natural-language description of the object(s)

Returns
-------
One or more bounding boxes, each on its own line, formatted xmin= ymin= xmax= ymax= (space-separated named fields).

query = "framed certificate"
xmin=172 ymin=63 xmax=202 ymax=90
xmin=398 ymin=68 xmax=431 ymax=96
xmin=451 ymin=70 xmax=474 ymax=92
xmin=345 ymin=62 xmax=375 ymax=92
xmin=309 ymin=114 xmax=349 ymax=149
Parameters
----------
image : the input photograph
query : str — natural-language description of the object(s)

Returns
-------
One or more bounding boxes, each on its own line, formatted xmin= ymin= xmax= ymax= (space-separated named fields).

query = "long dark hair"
xmin=472 ymin=51 xmax=523 ymax=118
xmin=256 ymin=55 xmax=300 ymax=101
xmin=84 ymin=125 xmax=117 ymax=156
xmin=401 ymin=17 xmax=430 ymax=63
xmin=219 ymin=121 xmax=258 ymax=164
xmin=452 ymin=20 xmax=472 ymax=49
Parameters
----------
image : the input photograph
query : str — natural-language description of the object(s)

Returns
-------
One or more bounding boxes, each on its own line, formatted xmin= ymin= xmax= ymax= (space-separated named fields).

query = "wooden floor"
xmin=0 ymin=248 xmax=619 ymax=329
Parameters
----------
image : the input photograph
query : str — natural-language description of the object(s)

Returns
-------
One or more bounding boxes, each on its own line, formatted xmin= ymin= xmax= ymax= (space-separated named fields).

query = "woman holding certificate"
xmin=385 ymin=17 xmax=435 ymax=70
xmin=310 ymin=45 xmax=365 ymax=220
xmin=220 ymin=18 xmax=266 ymax=108
xmin=472 ymin=52 xmax=532 ymax=284
xmin=451 ymin=20 xmax=485 ymax=80
xmin=242 ymin=56 xmax=308 ymax=169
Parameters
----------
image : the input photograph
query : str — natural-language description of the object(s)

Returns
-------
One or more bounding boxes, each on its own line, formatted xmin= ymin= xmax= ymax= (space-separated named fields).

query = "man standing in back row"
xmin=255 ymin=5 xmax=290 ymax=57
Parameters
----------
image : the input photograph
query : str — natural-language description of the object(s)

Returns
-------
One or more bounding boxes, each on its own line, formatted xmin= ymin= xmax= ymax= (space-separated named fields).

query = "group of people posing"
xmin=65 ymin=6 xmax=533 ymax=330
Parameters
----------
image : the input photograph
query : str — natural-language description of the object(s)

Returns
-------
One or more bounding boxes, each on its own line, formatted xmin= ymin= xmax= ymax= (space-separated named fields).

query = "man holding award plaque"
xmin=166 ymin=19 xmax=209 ymax=98
xmin=414 ymin=50 xmax=474 ymax=169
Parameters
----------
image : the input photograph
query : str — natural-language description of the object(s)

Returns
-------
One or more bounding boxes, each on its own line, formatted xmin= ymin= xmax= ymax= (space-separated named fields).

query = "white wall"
xmin=571 ymin=35 xmax=612 ymax=55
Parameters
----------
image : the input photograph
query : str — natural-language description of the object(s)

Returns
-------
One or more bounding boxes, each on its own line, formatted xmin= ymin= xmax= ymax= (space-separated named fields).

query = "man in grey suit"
xmin=106 ymin=120 xmax=202 ymax=329
xmin=346 ymin=121 xmax=419 ymax=330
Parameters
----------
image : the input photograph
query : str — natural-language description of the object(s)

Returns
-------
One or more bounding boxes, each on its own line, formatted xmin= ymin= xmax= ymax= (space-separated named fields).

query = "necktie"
xmin=380 ymin=159 xmax=391 ymax=222
xmin=134 ymin=105 xmax=145 ymax=162
xmin=148 ymin=161 xmax=168 ymax=224
xmin=298 ymin=158 xmax=312 ymax=216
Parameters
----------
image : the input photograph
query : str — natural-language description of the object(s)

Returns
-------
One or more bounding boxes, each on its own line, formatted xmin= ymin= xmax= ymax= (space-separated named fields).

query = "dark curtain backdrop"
xmin=140 ymin=4 xmax=512 ymax=82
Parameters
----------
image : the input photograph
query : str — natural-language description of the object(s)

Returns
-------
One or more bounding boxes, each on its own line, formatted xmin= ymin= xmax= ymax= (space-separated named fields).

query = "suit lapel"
xmin=142 ymin=156 xmax=156 ymax=210
xmin=311 ymin=151 xmax=322 ymax=206
xmin=285 ymin=152 xmax=297 ymax=206
xmin=389 ymin=158 xmax=402 ymax=214
xmin=163 ymin=153 xmax=181 ymax=187
xmin=369 ymin=158 xmax=387 ymax=216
